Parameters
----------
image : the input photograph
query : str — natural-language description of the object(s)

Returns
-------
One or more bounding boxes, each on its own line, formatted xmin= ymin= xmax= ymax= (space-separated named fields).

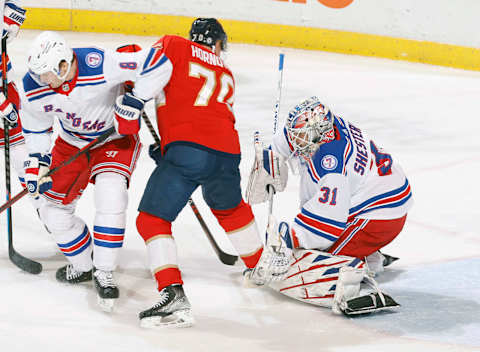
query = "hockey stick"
xmin=266 ymin=53 xmax=285 ymax=198
xmin=141 ymin=111 xmax=239 ymax=266
xmin=0 ymin=127 xmax=115 ymax=215
xmin=1 ymin=37 xmax=42 ymax=274
xmin=273 ymin=53 xmax=284 ymax=134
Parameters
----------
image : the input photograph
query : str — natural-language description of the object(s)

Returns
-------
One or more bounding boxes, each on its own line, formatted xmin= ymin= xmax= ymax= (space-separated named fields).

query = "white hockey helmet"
xmin=285 ymin=96 xmax=335 ymax=158
xmin=27 ymin=31 xmax=73 ymax=80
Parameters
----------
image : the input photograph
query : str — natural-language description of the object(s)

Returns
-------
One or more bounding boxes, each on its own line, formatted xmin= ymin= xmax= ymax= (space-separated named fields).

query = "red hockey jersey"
xmin=134 ymin=35 xmax=240 ymax=155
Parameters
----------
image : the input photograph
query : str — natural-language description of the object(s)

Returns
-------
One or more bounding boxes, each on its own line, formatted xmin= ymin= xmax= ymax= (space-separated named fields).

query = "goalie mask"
xmin=27 ymin=31 xmax=73 ymax=82
xmin=189 ymin=18 xmax=227 ymax=51
xmin=285 ymin=96 xmax=335 ymax=159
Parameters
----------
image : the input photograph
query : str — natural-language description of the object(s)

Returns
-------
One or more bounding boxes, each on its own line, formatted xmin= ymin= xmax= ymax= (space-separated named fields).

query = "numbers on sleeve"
xmin=318 ymin=186 xmax=338 ymax=206
xmin=370 ymin=141 xmax=393 ymax=176
xmin=188 ymin=62 xmax=234 ymax=108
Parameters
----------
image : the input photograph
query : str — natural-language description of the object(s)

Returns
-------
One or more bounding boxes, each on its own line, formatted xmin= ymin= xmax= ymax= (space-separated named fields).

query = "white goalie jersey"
xmin=18 ymin=46 xmax=145 ymax=153
xmin=272 ymin=115 xmax=413 ymax=251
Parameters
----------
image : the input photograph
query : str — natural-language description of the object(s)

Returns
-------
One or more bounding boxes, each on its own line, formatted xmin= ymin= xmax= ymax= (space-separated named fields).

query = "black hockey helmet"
xmin=189 ymin=18 xmax=227 ymax=51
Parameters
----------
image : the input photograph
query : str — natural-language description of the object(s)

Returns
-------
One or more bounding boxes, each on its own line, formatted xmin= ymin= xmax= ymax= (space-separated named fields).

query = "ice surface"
xmin=0 ymin=30 xmax=479 ymax=351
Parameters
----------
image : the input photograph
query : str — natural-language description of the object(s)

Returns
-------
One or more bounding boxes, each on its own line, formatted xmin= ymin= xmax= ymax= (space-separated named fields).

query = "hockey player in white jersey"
xmin=19 ymin=31 xmax=144 ymax=312
xmin=246 ymin=96 xmax=413 ymax=315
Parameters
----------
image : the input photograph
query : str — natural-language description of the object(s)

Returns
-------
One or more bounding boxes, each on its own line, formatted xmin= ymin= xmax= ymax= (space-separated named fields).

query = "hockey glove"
xmin=0 ymin=91 xmax=18 ymax=127
xmin=114 ymin=92 xmax=143 ymax=135
xmin=244 ymin=214 xmax=292 ymax=286
xmin=246 ymin=132 xmax=288 ymax=204
xmin=3 ymin=2 xmax=26 ymax=43
xmin=24 ymin=153 xmax=52 ymax=199
xmin=148 ymin=143 xmax=162 ymax=165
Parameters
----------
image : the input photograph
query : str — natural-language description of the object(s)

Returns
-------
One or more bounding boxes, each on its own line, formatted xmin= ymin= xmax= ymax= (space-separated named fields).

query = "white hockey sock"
xmin=93 ymin=172 xmax=128 ymax=272
xmin=39 ymin=201 xmax=93 ymax=272
xmin=227 ymin=220 xmax=263 ymax=268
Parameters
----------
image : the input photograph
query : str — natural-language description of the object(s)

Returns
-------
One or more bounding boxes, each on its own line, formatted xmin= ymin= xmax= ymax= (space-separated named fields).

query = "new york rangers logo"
xmin=321 ymin=155 xmax=338 ymax=170
xmin=85 ymin=52 xmax=103 ymax=68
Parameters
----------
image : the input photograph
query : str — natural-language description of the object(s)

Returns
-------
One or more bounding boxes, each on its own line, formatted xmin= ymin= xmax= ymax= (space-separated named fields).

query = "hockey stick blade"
xmin=187 ymin=199 xmax=239 ymax=266
xmin=9 ymin=247 xmax=42 ymax=274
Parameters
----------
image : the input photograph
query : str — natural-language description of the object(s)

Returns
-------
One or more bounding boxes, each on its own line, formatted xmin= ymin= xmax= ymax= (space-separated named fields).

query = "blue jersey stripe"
xmin=301 ymin=208 xmax=346 ymax=228
xmin=349 ymin=179 xmax=410 ymax=215
xmin=294 ymin=218 xmax=338 ymax=242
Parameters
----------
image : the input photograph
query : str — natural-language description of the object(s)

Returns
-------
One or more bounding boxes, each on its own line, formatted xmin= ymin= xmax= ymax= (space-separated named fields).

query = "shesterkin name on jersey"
xmin=23 ymin=47 xmax=106 ymax=102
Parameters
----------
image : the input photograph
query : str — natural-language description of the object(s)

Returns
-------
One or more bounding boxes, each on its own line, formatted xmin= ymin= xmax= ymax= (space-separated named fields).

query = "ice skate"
xmin=93 ymin=268 xmax=119 ymax=312
xmin=139 ymin=284 xmax=194 ymax=328
xmin=56 ymin=264 xmax=92 ymax=284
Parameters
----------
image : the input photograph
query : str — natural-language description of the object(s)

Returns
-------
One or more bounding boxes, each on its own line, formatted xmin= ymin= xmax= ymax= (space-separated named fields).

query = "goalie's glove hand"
xmin=0 ymin=91 xmax=18 ymax=128
xmin=24 ymin=153 xmax=52 ymax=199
xmin=245 ymin=132 xmax=288 ymax=204
xmin=148 ymin=143 xmax=162 ymax=165
xmin=244 ymin=214 xmax=292 ymax=287
xmin=114 ymin=92 xmax=143 ymax=135
xmin=3 ymin=3 xmax=26 ymax=43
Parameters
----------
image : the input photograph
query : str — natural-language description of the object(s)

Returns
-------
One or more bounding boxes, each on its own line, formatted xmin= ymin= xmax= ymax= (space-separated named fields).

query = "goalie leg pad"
xmin=269 ymin=249 xmax=364 ymax=308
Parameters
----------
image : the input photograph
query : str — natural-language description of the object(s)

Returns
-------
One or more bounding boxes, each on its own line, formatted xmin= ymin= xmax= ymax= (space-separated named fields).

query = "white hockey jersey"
xmin=19 ymin=46 xmax=145 ymax=153
xmin=272 ymin=115 xmax=413 ymax=251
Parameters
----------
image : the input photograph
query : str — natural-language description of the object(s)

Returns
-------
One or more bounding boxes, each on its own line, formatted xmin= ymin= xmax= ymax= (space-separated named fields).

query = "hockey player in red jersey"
xmin=246 ymin=96 xmax=412 ymax=315
xmin=113 ymin=18 xmax=291 ymax=327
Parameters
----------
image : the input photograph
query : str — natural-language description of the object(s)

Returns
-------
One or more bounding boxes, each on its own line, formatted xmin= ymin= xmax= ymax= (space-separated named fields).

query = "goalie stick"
xmin=1 ymin=37 xmax=42 ymax=274
xmin=141 ymin=111 xmax=239 ymax=266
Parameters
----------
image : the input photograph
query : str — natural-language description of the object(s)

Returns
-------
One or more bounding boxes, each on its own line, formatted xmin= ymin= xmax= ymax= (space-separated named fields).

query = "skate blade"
xmin=140 ymin=309 xmax=195 ymax=328
xmin=97 ymin=296 xmax=116 ymax=313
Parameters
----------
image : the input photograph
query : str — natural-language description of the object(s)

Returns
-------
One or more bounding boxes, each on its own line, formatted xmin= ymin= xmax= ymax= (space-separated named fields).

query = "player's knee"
xmin=211 ymin=199 xmax=254 ymax=232
xmin=136 ymin=211 xmax=172 ymax=242
xmin=95 ymin=172 xmax=128 ymax=214
xmin=39 ymin=202 xmax=76 ymax=233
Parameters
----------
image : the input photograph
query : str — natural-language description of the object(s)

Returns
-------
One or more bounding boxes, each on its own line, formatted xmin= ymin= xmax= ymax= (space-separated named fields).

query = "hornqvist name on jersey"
xmin=190 ymin=45 xmax=224 ymax=68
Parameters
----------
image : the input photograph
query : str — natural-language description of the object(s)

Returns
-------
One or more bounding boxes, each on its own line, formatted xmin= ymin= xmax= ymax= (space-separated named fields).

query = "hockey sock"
xmin=136 ymin=211 xmax=183 ymax=290
xmin=211 ymin=200 xmax=263 ymax=268
xmin=93 ymin=173 xmax=127 ymax=271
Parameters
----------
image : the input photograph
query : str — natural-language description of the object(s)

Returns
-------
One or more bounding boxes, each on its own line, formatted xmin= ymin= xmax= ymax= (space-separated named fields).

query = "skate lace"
xmin=153 ymin=288 xmax=170 ymax=308
xmin=95 ymin=270 xmax=115 ymax=288
xmin=66 ymin=265 xmax=84 ymax=280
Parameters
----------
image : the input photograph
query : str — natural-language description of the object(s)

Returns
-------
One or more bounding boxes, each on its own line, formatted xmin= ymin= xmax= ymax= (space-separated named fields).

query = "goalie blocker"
xmin=246 ymin=132 xmax=288 ymax=204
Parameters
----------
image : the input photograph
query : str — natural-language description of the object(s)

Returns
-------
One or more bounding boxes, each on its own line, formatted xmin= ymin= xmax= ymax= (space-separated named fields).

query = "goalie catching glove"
xmin=246 ymin=132 xmax=288 ymax=204
xmin=24 ymin=153 xmax=52 ymax=199
xmin=244 ymin=214 xmax=292 ymax=286
xmin=114 ymin=92 xmax=144 ymax=135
